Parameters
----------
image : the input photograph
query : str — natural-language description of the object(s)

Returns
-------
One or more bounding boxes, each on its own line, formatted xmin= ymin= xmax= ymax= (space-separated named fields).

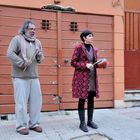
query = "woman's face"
xmin=84 ymin=34 xmax=93 ymax=44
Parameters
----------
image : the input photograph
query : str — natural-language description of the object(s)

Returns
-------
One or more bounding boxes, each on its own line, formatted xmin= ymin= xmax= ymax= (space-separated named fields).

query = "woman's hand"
xmin=86 ymin=63 xmax=94 ymax=70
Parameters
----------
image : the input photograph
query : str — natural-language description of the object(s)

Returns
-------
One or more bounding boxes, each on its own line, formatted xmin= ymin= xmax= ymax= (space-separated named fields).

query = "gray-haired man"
xmin=7 ymin=20 xmax=44 ymax=135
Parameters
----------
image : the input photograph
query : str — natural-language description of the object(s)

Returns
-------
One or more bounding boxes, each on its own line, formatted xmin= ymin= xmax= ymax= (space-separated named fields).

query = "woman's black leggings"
xmin=78 ymin=91 xmax=95 ymax=110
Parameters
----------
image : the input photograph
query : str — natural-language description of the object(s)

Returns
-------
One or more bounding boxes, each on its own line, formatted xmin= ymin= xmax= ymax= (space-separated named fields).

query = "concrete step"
xmin=125 ymin=90 xmax=140 ymax=101
xmin=124 ymin=90 xmax=140 ymax=107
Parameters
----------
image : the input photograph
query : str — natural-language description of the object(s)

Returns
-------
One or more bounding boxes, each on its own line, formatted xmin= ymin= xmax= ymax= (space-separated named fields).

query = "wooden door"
xmin=87 ymin=14 xmax=114 ymax=108
xmin=30 ymin=9 xmax=59 ymax=112
xmin=0 ymin=6 xmax=114 ymax=114
xmin=0 ymin=6 xmax=59 ymax=114
xmin=59 ymin=13 xmax=114 ymax=109
xmin=125 ymin=11 xmax=140 ymax=90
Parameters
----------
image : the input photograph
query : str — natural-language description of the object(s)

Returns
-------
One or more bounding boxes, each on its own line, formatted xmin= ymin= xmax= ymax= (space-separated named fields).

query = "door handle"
xmin=56 ymin=64 xmax=61 ymax=68
xmin=64 ymin=58 xmax=69 ymax=64
xmin=54 ymin=60 xmax=61 ymax=68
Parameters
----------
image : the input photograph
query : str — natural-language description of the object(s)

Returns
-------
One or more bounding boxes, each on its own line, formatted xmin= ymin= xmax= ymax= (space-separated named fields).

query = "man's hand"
xmin=23 ymin=59 xmax=32 ymax=72
xmin=24 ymin=59 xmax=32 ymax=67
xmin=36 ymin=51 xmax=42 ymax=63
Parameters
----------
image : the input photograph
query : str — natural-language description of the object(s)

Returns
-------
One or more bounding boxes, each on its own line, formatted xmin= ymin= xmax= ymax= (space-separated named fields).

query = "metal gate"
xmin=0 ymin=6 xmax=114 ymax=114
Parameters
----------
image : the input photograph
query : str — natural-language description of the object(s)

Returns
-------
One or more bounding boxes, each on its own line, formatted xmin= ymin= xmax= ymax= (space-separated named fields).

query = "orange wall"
xmin=1 ymin=0 xmax=139 ymax=12
xmin=0 ymin=0 xmax=124 ymax=16
xmin=125 ymin=0 xmax=140 ymax=11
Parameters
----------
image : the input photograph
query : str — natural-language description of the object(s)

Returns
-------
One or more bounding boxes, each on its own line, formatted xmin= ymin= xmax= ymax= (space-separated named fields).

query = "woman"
xmin=71 ymin=30 xmax=106 ymax=132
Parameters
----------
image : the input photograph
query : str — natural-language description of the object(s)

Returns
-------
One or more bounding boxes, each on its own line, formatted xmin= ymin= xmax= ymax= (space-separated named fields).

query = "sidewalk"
xmin=0 ymin=107 xmax=140 ymax=140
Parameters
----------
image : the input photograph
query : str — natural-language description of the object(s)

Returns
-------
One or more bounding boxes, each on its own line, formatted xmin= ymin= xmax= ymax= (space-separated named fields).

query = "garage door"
xmin=60 ymin=12 xmax=114 ymax=109
xmin=0 ymin=6 xmax=114 ymax=114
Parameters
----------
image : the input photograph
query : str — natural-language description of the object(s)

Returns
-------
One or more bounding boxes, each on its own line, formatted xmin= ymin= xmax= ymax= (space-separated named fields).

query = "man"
xmin=7 ymin=20 xmax=44 ymax=135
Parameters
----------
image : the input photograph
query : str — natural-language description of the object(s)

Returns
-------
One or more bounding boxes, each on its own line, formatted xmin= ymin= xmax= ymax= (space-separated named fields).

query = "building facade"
xmin=0 ymin=0 xmax=125 ymax=114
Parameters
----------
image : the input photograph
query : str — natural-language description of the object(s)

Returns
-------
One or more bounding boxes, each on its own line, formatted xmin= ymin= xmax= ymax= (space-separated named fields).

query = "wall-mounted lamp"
xmin=112 ymin=0 xmax=120 ymax=7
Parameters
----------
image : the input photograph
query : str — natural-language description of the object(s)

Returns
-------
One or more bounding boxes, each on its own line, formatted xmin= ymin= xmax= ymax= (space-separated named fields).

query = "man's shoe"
xmin=17 ymin=128 xmax=29 ymax=135
xmin=29 ymin=126 xmax=42 ymax=133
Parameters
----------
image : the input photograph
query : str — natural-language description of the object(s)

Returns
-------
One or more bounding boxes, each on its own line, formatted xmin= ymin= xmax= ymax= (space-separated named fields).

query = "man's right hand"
xmin=24 ymin=59 xmax=32 ymax=67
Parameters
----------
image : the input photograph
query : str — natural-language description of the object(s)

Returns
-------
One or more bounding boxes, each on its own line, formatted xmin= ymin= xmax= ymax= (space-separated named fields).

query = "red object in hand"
xmin=97 ymin=58 xmax=109 ymax=68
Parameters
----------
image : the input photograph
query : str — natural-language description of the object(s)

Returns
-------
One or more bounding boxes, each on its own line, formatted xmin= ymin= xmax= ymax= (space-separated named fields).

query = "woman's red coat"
xmin=71 ymin=43 xmax=99 ymax=99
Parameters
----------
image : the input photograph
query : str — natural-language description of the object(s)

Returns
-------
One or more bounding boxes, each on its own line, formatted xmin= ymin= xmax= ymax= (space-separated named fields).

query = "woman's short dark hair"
xmin=19 ymin=20 xmax=35 ymax=35
xmin=80 ymin=30 xmax=94 ymax=42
